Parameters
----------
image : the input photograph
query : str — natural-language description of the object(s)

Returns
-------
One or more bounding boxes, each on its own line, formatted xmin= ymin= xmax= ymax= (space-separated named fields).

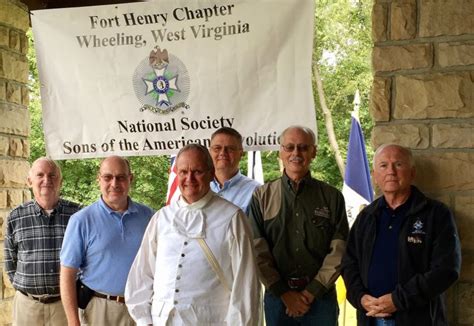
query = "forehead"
xmin=282 ymin=128 xmax=313 ymax=144
xmin=376 ymin=146 xmax=410 ymax=162
xmin=210 ymin=133 xmax=240 ymax=146
xmin=100 ymin=158 xmax=129 ymax=174
xmin=31 ymin=160 xmax=58 ymax=174
xmin=177 ymin=149 xmax=208 ymax=169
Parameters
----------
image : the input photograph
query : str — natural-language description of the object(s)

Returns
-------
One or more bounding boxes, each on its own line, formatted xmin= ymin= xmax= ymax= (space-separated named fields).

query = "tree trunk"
xmin=312 ymin=63 xmax=346 ymax=178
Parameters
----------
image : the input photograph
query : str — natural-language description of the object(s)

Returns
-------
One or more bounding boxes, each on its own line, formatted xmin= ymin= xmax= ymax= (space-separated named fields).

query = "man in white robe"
xmin=125 ymin=144 xmax=260 ymax=326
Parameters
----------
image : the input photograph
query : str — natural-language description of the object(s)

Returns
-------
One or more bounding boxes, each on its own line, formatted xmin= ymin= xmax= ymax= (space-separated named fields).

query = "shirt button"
xmin=181 ymin=253 xmax=185 ymax=257
xmin=174 ymin=300 xmax=178 ymax=304
xmin=184 ymin=242 xmax=188 ymax=245
xmin=178 ymin=264 xmax=183 ymax=268
xmin=177 ymin=276 xmax=181 ymax=280
xmin=175 ymin=289 xmax=179 ymax=293
xmin=296 ymin=230 xmax=300 ymax=234
xmin=295 ymin=248 xmax=300 ymax=252
xmin=296 ymin=213 xmax=299 ymax=216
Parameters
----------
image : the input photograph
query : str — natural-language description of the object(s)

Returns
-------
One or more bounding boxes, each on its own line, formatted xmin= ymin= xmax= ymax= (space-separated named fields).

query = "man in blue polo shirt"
xmin=60 ymin=156 xmax=154 ymax=326
xmin=209 ymin=127 xmax=261 ymax=214
xmin=342 ymin=144 xmax=461 ymax=326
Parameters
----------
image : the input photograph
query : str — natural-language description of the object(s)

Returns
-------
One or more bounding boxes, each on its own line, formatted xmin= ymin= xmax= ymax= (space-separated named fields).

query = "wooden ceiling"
xmin=22 ymin=0 xmax=143 ymax=11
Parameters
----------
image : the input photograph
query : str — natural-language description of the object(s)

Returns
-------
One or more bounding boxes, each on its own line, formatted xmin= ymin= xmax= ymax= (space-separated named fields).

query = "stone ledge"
xmin=372 ymin=4 xmax=387 ymax=42
xmin=390 ymin=2 xmax=416 ymax=40
xmin=420 ymin=0 xmax=474 ymax=37
xmin=458 ymin=282 xmax=474 ymax=324
xmin=394 ymin=73 xmax=474 ymax=119
xmin=0 ymin=1 xmax=29 ymax=32
xmin=370 ymin=77 xmax=391 ymax=122
xmin=456 ymin=195 xmax=474 ymax=251
xmin=414 ymin=152 xmax=474 ymax=192
xmin=0 ymin=106 xmax=29 ymax=136
xmin=0 ymin=159 xmax=29 ymax=188
xmin=371 ymin=124 xmax=429 ymax=149
xmin=438 ymin=42 xmax=474 ymax=68
xmin=373 ymin=44 xmax=432 ymax=72
xmin=432 ymin=123 xmax=474 ymax=149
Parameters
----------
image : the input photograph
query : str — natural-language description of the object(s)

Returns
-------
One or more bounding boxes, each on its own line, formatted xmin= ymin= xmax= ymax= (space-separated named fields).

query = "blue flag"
xmin=342 ymin=116 xmax=373 ymax=227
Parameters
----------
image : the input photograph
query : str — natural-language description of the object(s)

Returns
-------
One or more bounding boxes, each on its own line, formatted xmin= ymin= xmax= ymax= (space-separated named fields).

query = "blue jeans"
xmin=374 ymin=318 xmax=396 ymax=326
xmin=264 ymin=289 xmax=339 ymax=326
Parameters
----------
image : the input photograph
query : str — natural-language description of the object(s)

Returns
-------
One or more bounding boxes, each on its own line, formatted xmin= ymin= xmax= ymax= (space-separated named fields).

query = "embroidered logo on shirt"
xmin=407 ymin=236 xmax=423 ymax=244
xmin=313 ymin=207 xmax=330 ymax=219
xmin=411 ymin=219 xmax=426 ymax=235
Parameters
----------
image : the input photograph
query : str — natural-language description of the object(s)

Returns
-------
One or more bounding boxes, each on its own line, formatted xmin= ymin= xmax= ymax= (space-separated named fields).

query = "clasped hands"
xmin=281 ymin=290 xmax=314 ymax=318
xmin=361 ymin=293 xmax=397 ymax=318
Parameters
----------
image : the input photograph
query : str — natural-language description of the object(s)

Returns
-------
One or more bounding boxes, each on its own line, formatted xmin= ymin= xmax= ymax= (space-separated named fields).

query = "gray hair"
xmin=29 ymin=157 xmax=62 ymax=180
xmin=176 ymin=144 xmax=214 ymax=171
xmin=373 ymin=144 xmax=414 ymax=168
xmin=280 ymin=125 xmax=317 ymax=145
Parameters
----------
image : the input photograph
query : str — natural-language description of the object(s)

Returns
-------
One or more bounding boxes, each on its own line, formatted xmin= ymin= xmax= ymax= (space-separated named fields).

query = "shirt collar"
xmin=282 ymin=170 xmax=312 ymax=190
xmin=178 ymin=190 xmax=214 ymax=210
xmin=211 ymin=171 xmax=243 ymax=191
xmin=99 ymin=196 xmax=136 ymax=214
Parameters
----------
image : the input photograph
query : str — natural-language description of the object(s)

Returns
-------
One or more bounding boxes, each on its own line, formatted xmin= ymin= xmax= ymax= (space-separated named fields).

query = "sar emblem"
xmin=133 ymin=46 xmax=190 ymax=114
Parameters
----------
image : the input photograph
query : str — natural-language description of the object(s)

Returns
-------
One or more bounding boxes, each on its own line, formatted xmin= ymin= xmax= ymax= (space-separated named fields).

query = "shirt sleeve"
xmin=306 ymin=191 xmax=349 ymax=300
xmin=125 ymin=211 xmax=159 ymax=326
xmin=247 ymin=190 xmax=289 ymax=297
xmin=227 ymin=210 xmax=261 ymax=326
xmin=4 ymin=211 xmax=18 ymax=284
xmin=60 ymin=213 xmax=86 ymax=269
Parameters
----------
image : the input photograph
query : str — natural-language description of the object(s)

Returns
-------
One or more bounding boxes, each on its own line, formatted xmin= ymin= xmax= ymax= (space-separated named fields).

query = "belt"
xmin=18 ymin=290 xmax=61 ymax=304
xmin=93 ymin=292 xmax=125 ymax=303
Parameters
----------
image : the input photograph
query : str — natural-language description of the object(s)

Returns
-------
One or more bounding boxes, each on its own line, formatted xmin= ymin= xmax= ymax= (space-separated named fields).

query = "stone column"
xmin=0 ymin=0 xmax=30 ymax=324
xmin=370 ymin=0 xmax=474 ymax=325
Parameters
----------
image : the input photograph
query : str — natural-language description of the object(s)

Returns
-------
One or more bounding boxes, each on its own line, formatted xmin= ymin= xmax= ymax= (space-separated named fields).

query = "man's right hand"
xmin=281 ymin=291 xmax=310 ymax=317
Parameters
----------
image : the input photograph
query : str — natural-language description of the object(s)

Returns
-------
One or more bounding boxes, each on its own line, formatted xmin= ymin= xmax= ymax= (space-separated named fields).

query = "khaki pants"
xmin=80 ymin=296 xmax=135 ymax=326
xmin=13 ymin=290 xmax=67 ymax=326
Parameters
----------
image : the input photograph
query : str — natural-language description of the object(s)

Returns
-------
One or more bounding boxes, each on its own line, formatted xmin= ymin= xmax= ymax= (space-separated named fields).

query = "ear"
xmin=311 ymin=145 xmax=317 ymax=159
xmin=27 ymin=176 xmax=33 ymax=187
xmin=129 ymin=173 xmax=134 ymax=183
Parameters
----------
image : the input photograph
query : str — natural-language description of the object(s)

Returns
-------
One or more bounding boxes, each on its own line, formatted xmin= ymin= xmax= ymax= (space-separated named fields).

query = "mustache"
xmin=289 ymin=157 xmax=303 ymax=163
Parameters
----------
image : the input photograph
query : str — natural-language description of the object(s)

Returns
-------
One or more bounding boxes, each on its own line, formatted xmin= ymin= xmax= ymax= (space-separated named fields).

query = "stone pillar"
xmin=370 ymin=0 xmax=474 ymax=325
xmin=0 ymin=0 xmax=30 ymax=324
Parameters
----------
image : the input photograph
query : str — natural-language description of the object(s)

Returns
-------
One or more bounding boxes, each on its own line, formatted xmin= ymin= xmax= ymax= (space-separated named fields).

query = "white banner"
xmin=31 ymin=0 xmax=316 ymax=159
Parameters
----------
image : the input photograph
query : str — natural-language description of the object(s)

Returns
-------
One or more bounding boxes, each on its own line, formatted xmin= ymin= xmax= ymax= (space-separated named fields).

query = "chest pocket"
xmin=305 ymin=214 xmax=334 ymax=257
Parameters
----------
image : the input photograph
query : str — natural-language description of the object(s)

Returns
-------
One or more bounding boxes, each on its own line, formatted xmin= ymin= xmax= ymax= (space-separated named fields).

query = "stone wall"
xmin=0 ymin=0 xmax=30 ymax=324
xmin=370 ymin=0 xmax=474 ymax=325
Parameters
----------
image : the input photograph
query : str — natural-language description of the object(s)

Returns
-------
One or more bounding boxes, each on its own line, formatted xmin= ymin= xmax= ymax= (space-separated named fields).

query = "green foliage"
xmin=27 ymin=0 xmax=373 ymax=206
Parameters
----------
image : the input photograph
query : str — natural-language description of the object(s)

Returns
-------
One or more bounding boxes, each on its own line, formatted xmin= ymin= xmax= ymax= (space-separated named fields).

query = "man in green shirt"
xmin=248 ymin=125 xmax=348 ymax=325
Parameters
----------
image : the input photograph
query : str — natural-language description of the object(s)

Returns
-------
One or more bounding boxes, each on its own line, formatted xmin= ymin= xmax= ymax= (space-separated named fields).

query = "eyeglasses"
xmin=99 ymin=174 xmax=130 ymax=182
xmin=210 ymin=145 xmax=242 ymax=153
xmin=178 ymin=169 xmax=208 ymax=178
xmin=281 ymin=144 xmax=313 ymax=152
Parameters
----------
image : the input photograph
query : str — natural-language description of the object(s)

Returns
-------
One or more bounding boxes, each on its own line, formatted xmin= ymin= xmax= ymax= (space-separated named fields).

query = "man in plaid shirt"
xmin=4 ymin=157 xmax=81 ymax=326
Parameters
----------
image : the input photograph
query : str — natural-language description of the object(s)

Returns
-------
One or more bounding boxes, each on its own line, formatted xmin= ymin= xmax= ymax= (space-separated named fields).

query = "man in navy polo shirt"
xmin=342 ymin=144 xmax=461 ymax=326
xmin=60 ymin=156 xmax=154 ymax=326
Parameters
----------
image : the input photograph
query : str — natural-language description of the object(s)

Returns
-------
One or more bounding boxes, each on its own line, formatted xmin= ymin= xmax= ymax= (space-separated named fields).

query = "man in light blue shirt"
xmin=209 ymin=127 xmax=261 ymax=214
xmin=60 ymin=156 xmax=154 ymax=326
